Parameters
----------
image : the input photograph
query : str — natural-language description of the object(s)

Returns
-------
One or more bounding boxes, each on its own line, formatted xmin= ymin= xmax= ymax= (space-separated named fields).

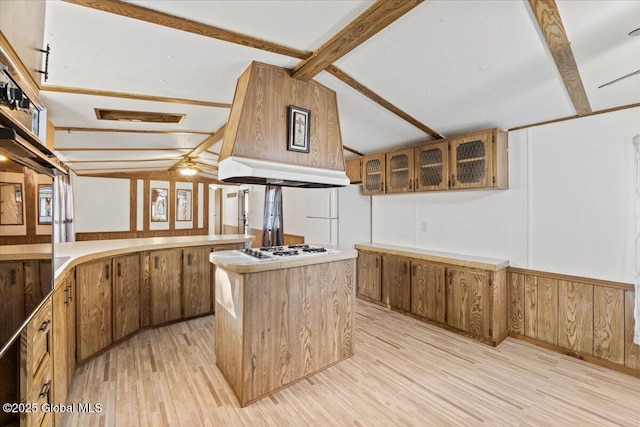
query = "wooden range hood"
xmin=218 ymin=62 xmax=349 ymax=188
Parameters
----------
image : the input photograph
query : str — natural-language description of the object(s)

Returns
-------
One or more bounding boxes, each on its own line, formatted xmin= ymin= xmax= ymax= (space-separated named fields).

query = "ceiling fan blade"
xmin=598 ymin=68 xmax=640 ymax=89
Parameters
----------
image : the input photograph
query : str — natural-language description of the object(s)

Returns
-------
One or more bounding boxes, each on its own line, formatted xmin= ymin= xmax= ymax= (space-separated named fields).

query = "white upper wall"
xmin=371 ymin=107 xmax=640 ymax=284
xmin=72 ymin=175 xmax=130 ymax=232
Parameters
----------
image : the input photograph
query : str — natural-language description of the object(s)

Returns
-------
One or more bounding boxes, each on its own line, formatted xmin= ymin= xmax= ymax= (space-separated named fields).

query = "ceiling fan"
xmin=598 ymin=27 xmax=640 ymax=89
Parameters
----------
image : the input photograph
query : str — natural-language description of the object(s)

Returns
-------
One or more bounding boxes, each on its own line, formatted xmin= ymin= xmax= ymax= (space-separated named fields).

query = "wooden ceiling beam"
xmin=291 ymin=0 xmax=423 ymax=81
xmin=54 ymin=147 xmax=190 ymax=152
xmin=41 ymin=85 xmax=231 ymax=108
xmin=343 ymin=145 xmax=365 ymax=156
xmin=528 ymin=0 xmax=591 ymax=116
xmin=64 ymin=158 xmax=183 ymax=163
xmin=327 ymin=65 xmax=443 ymax=139
xmin=168 ymin=122 xmax=226 ymax=171
xmin=63 ymin=0 xmax=310 ymax=59
xmin=76 ymin=169 xmax=225 ymax=184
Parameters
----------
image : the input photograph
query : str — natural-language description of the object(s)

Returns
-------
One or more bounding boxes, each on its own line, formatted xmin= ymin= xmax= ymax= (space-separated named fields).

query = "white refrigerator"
xmin=304 ymin=188 xmax=339 ymax=246
xmin=303 ymin=185 xmax=371 ymax=248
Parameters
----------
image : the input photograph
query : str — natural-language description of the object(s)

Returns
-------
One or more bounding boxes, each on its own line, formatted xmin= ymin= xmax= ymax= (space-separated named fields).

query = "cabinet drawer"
xmin=23 ymin=361 xmax=51 ymax=427
xmin=26 ymin=300 xmax=52 ymax=382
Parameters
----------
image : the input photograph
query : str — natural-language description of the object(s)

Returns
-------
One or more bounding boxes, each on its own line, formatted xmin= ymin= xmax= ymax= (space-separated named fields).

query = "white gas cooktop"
xmin=235 ymin=244 xmax=340 ymax=262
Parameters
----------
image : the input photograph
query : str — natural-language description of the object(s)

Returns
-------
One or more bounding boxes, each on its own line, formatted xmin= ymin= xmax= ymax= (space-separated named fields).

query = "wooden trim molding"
xmin=326 ymin=65 xmax=443 ymax=139
xmin=291 ymin=0 xmax=423 ymax=81
xmin=63 ymin=0 xmax=310 ymax=59
xmin=41 ymin=84 xmax=231 ymax=108
xmin=508 ymin=102 xmax=640 ymax=132
xmin=343 ymin=145 xmax=365 ymax=156
xmin=507 ymin=267 xmax=633 ymax=291
xmin=528 ymin=0 xmax=591 ymax=116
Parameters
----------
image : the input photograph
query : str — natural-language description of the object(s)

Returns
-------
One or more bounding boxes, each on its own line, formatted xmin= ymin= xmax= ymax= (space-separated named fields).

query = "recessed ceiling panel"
xmin=334 ymin=1 xmax=576 ymax=135
xmin=557 ymin=0 xmax=640 ymax=111
xmin=94 ymin=108 xmax=185 ymax=123
xmin=122 ymin=0 xmax=372 ymax=52
xmin=41 ymin=92 xmax=228 ymax=132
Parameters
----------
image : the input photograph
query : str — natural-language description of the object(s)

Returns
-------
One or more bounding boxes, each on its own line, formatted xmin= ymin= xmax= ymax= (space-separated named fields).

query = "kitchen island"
xmin=210 ymin=246 xmax=357 ymax=407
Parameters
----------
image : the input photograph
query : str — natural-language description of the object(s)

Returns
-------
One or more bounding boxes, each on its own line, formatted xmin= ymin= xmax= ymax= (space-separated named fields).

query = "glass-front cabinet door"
xmin=362 ymin=154 xmax=386 ymax=195
xmin=415 ymin=141 xmax=449 ymax=192
xmin=385 ymin=148 xmax=414 ymax=193
xmin=450 ymin=131 xmax=493 ymax=189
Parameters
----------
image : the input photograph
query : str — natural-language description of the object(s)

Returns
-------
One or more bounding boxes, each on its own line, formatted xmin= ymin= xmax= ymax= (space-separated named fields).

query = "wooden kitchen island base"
xmin=212 ymin=253 xmax=356 ymax=407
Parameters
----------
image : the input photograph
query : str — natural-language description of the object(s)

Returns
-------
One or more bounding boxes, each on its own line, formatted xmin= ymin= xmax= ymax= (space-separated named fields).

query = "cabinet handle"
xmin=64 ymin=285 xmax=70 ymax=305
xmin=39 ymin=381 xmax=51 ymax=398
xmin=404 ymin=263 xmax=407 ymax=274
xmin=68 ymin=284 xmax=73 ymax=303
xmin=9 ymin=268 xmax=16 ymax=286
xmin=38 ymin=319 xmax=50 ymax=333
xmin=154 ymin=256 xmax=159 ymax=269
xmin=412 ymin=265 xmax=416 ymax=276
xmin=451 ymin=174 xmax=455 ymax=187
xmin=117 ymin=262 xmax=122 ymax=277
xmin=105 ymin=264 xmax=110 ymax=280
xmin=187 ymin=253 xmax=192 ymax=266
xmin=375 ymin=258 xmax=378 ymax=268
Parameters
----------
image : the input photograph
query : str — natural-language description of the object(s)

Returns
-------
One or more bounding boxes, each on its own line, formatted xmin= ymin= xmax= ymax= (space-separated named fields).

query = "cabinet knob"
xmin=117 ymin=262 xmax=122 ymax=277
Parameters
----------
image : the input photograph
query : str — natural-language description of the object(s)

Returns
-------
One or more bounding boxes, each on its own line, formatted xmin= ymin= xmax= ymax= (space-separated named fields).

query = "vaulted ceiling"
xmin=40 ymin=0 xmax=640 ymax=179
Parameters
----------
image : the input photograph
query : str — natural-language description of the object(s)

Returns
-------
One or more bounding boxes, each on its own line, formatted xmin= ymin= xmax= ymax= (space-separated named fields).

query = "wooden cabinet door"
xmin=182 ymin=247 xmax=213 ymax=318
xmin=52 ymin=278 xmax=70 ymax=427
xmin=150 ymin=249 xmax=182 ymax=325
xmin=450 ymin=130 xmax=493 ymax=189
xmin=386 ymin=148 xmax=414 ymax=193
xmin=415 ymin=141 xmax=449 ymax=191
xmin=345 ymin=158 xmax=362 ymax=184
xmin=65 ymin=272 xmax=76 ymax=386
xmin=410 ymin=260 xmax=445 ymax=322
xmin=382 ymin=255 xmax=410 ymax=311
xmin=357 ymin=251 xmax=382 ymax=302
xmin=113 ymin=254 xmax=141 ymax=341
xmin=77 ymin=260 xmax=112 ymax=361
xmin=362 ymin=153 xmax=386 ymax=195
xmin=446 ymin=267 xmax=492 ymax=340
xmin=0 ymin=261 xmax=24 ymax=346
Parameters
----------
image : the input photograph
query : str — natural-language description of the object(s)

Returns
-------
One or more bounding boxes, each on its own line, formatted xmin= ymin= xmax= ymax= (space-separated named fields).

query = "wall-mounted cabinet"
xmin=450 ymin=129 xmax=508 ymax=190
xmin=358 ymin=128 xmax=508 ymax=195
xmin=415 ymin=141 xmax=449 ymax=192
xmin=385 ymin=148 xmax=414 ymax=193
xmin=362 ymin=154 xmax=386 ymax=195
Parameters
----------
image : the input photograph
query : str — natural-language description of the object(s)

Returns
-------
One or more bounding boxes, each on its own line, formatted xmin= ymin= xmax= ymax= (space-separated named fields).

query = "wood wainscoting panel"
xmin=558 ymin=280 xmax=593 ymax=355
xmin=537 ymin=277 xmax=558 ymax=345
xmin=509 ymin=273 xmax=524 ymax=334
xmin=223 ymin=225 xmax=239 ymax=235
xmin=625 ymin=290 xmax=640 ymax=369
xmin=524 ymin=274 xmax=538 ymax=338
xmin=593 ymin=286 xmax=624 ymax=363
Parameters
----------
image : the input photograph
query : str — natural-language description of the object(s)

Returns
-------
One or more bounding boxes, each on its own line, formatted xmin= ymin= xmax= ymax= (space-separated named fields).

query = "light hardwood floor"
xmin=62 ymin=300 xmax=640 ymax=426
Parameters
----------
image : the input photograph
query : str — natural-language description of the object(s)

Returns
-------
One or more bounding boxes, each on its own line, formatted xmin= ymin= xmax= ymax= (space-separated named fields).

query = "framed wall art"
xmin=151 ymin=187 xmax=168 ymax=222
xmin=38 ymin=184 xmax=53 ymax=224
xmin=176 ymin=189 xmax=192 ymax=222
xmin=287 ymin=105 xmax=310 ymax=153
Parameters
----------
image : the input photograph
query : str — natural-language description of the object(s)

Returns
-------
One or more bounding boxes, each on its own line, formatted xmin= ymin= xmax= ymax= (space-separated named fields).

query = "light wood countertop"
xmin=53 ymin=235 xmax=253 ymax=280
xmin=355 ymin=243 xmax=509 ymax=271
xmin=210 ymin=246 xmax=357 ymax=274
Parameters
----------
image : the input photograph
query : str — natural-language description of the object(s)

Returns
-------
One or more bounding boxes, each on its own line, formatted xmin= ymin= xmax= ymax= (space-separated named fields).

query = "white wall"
xmin=282 ymin=187 xmax=305 ymax=236
xmin=370 ymin=107 xmax=640 ymax=283
xmin=222 ymin=186 xmax=238 ymax=227
xmin=72 ymin=176 xmax=130 ymax=232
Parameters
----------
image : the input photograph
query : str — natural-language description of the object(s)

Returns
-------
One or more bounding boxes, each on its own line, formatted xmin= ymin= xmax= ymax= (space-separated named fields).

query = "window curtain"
xmin=262 ymin=185 xmax=284 ymax=247
xmin=634 ymin=135 xmax=640 ymax=344
xmin=53 ymin=173 xmax=75 ymax=243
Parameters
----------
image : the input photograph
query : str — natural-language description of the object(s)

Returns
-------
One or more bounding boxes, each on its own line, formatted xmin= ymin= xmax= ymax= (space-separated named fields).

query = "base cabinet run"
xmin=357 ymin=248 xmax=508 ymax=346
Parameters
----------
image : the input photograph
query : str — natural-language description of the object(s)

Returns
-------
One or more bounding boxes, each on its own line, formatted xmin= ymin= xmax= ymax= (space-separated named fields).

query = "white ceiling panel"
xmin=314 ymin=71 xmax=429 ymax=155
xmin=44 ymin=0 xmax=298 ymax=102
xmin=123 ymin=0 xmax=372 ymax=52
xmin=41 ymin=92 xmax=228 ymax=132
xmin=557 ymin=0 xmax=640 ymax=111
xmin=198 ymin=151 xmax=219 ymax=161
xmin=53 ymin=131 xmax=205 ymax=151
xmin=56 ymin=150 xmax=184 ymax=162
xmin=334 ymin=0 xmax=576 ymax=135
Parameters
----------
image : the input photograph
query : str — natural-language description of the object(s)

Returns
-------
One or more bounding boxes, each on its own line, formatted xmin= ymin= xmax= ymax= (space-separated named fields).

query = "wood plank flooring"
xmin=62 ymin=300 xmax=640 ymax=426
